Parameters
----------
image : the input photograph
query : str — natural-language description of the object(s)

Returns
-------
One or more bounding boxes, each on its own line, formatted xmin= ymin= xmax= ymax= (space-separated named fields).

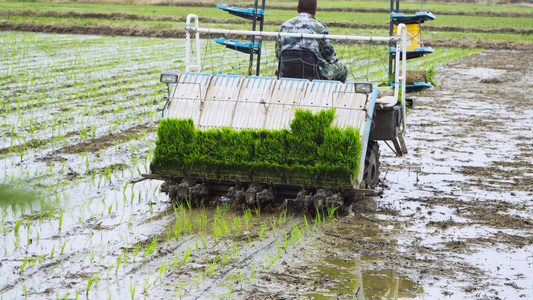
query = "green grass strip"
xmin=151 ymin=109 xmax=362 ymax=187
xmin=2 ymin=2 xmax=532 ymax=28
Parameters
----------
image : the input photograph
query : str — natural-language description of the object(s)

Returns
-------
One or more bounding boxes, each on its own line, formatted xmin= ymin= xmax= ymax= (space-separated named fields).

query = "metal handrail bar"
xmin=184 ymin=13 xmax=407 ymax=131
xmin=394 ymin=24 xmax=407 ymax=133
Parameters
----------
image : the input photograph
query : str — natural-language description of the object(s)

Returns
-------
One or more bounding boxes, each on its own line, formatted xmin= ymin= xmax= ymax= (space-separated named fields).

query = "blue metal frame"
xmin=214 ymin=38 xmax=261 ymax=54
xmin=391 ymin=81 xmax=433 ymax=92
xmin=216 ymin=4 xmax=264 ymax=16
xmin=390 ymin=12 xmax=436 ymax=23
xmin=389 ymin=47 xmax=434 ymax=60
xmin=357 ymin=85 xmax=380 ymax=186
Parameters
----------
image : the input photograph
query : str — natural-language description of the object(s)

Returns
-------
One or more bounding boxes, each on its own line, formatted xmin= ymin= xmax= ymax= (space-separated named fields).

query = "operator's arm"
xmin=275 ymin=37 xmax=281 ymax=60
xmin=318 ymin=25 xmax=339 ymax=63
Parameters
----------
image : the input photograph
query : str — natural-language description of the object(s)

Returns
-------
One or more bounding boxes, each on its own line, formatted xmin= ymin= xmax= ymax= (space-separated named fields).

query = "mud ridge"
xmin=0 ymin=130 xmax=79 ymax=156
xmin=0 ymin=139 xmax=47 ymax=156
xmin=2 ymin=22 xmax=533 ymax=50
xmin=60 ymin=123 xmax=156 ymax=154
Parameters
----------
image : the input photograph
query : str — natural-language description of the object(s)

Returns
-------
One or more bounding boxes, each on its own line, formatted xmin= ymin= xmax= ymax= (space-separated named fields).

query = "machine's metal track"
xmin=141 ymin=173 xmax=374 ymax=212
xmin=142 ymin=142 xmax=382 ymax=211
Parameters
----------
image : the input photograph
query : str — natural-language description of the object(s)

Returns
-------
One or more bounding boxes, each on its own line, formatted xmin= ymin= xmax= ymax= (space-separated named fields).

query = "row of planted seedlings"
xmin=86 ymin=195 xmax=344 ymax=299
xmin=0 ymin=32 xmax=193 ymax=298
xmin=2 ymin=33 xmax=173 ymax=97
xmin=1 ymin=35 xmax=174 ymax=115
xmin=0 ymin=149 xmax=175 ymax=299
xmin=3 ymin=183 xmax=335 ymax=299
xmin=2 ymin=34 xmax=163 ymax=87
xmin=0 ymin=33 xmax=178 ymax=161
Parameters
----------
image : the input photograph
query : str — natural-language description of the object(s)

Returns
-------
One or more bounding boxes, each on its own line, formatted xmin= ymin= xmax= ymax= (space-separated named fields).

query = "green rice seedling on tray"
xmin=151 ymin=109 xmax=362 ymax=188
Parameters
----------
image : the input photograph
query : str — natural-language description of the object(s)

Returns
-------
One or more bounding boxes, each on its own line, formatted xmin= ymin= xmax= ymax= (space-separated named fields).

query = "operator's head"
xmin=297 ymin=0 xmax=317 ymax=16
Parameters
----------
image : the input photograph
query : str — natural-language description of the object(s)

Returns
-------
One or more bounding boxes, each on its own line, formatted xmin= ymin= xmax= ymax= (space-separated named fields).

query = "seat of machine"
xmin=278 ymin=49 xmax=323 ymax=81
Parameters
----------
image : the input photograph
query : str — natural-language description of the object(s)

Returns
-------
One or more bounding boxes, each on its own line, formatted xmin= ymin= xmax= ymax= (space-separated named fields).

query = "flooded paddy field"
xmin=1 ymin=31 xmax=532 ymax=299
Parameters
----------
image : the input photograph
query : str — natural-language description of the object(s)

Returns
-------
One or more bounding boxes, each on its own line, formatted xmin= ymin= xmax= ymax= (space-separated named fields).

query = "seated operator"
xmin=275 ymin=0 xmax=347 ymax=82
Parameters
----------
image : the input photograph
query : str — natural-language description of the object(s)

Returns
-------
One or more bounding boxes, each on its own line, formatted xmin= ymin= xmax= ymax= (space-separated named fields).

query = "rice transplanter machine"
xmin=143 ymin=13 xmax=410 ymax=211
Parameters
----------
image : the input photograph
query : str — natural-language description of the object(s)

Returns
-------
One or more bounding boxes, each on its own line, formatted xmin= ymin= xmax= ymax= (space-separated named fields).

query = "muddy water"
xmin=1 ymin=48 xmax=532 ymax=299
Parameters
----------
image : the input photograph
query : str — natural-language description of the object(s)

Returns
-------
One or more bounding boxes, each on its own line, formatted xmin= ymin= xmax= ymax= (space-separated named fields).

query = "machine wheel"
xmin=363 ymin=141 xmax=380 ymax=189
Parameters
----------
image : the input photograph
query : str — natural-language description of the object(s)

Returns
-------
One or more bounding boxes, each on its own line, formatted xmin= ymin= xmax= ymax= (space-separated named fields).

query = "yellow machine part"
xmin=394 ymin=23 xmax=421 ymax=51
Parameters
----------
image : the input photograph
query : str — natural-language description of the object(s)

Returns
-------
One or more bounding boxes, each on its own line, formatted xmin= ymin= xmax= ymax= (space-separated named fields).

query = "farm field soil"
xmin=1 ymin=36 xmax=532 ymax=299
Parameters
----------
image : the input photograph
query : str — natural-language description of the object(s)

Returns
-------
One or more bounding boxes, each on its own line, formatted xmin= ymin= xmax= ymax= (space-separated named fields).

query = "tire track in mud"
xmin=3 ymin=10 xmax=533 ymax=35
xmin=3 ymin=85 xmax=162 ymax=120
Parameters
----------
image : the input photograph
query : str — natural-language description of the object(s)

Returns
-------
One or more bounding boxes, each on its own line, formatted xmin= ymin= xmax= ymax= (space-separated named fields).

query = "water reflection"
xmin=305 ymin=257 xmax=421 ymax=299
xmin=302 ymin=214 xmax=423 ymax=299
xmin=0 ymin=184 xmax=40 ymax=207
